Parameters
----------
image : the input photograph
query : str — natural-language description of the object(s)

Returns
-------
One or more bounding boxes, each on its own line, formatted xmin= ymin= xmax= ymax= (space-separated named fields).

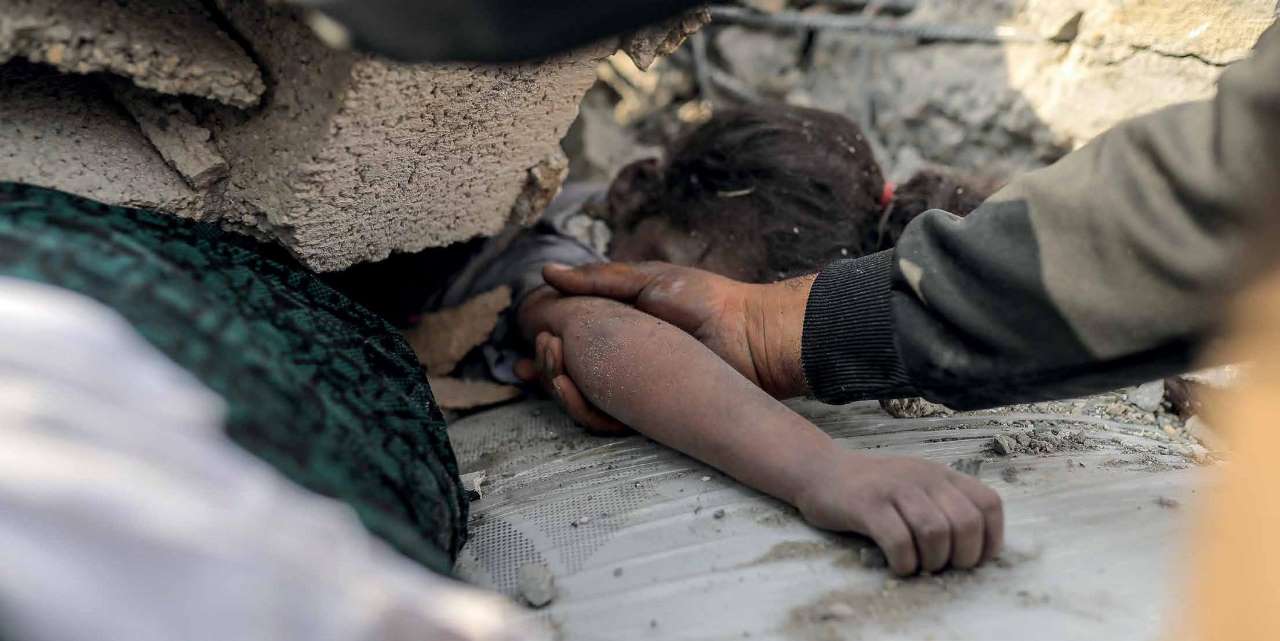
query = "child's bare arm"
xmin=517 ymin=288 xmax=1003 ymax=575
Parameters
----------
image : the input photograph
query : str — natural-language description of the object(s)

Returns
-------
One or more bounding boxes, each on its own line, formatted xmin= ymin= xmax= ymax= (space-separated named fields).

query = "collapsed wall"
xmin=0 ymin=0 xmax=702 ymax=271
xmin=713 ymin=0 xmax=1276 ymax=181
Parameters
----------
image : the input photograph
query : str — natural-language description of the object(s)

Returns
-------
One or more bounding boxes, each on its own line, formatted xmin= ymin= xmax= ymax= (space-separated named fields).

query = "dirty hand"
xmin=795 ymin=450 xmax=1004 ymax=576
xmin=514 ymin=328 xmax=630 ymax=435
xmin=513 ymin=287 xmax=630 ymax=435
xmin=541 ymin=262 xmax=813 ymax=399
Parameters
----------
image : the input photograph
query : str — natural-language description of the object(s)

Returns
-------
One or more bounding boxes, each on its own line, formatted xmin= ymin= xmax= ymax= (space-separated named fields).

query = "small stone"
xmin=992 ymin=434 xmax=1016 ymax=456
xmin=713 ymin=509 xmax=726 ymax=519
xmin=613 ymin=567 xmax=624 ymax=577
xmin=859 ymin=547 xmax=888 ymax=569
xmin=701 ymin=475 xmax=712 ymax=482
xmin=1001 ymin=466 xmax=1020 ymax=483
xmin=571 ymin=516 xmax=592 ymax=527
xmin=517 ymin=563 xmax=556 ymax=608
xmin=1128 ymin=380 xmax=1166 ymax=412
xmin=1155 ymin=496 xmax=1181 ymax=509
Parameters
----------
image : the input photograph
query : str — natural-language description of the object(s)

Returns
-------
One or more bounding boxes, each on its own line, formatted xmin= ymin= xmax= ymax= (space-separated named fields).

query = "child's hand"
xmin=795 ymin=449 xmax=1004 ymax=576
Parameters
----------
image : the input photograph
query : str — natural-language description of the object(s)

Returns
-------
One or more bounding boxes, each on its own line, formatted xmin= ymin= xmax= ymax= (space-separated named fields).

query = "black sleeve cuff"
xmin=801 ymin=250 xmax=915 ymax=404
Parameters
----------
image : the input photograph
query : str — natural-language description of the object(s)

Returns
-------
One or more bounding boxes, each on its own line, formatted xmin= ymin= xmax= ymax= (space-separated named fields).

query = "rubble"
xmin=1126 ymin=380 xmax=1166 ymax=413
xmin=1 ymin=0 xmax=677 ymax=272
xmin=111 ymin=82 xmax=228 ymax=190
xmin=428 ymin=377 xmax=522 ymax=412
xmin=991 ymin=428 xmax=1092 ymax=456
xmin=404 ymin=286 xmax=512 ymax=376
xmin=0 ymin=64 xmax=204 ymax=214
xmin=621 ymin=8 xmax=711 ymax=71
xmin=0 ymin=0 xmax=264 ymax=107
xmin=517 ymin=562 xmax=557 ymax=608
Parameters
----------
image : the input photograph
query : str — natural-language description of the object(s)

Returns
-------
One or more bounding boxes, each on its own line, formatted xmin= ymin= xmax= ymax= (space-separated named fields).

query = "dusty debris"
xmin=749 ymin=541 xmax=838 ymax=566
xmin=405 ymin=286 xmax=512 ymax=376
xmin=621 ymin=8 xmax=711 ymax=71
xmin=1000 ymin=466 xmax=1021 ymax=484
xmin=1126 ymin=380 xmax=1166 ymax=413
xmin=950 ymin=457 xmax=985 ymax=477
xmin=428 ymin=376 xmax=522 ymax=411
xmin=880 ymin=396 xmax=954 ymax=419
xmin=460 ymin=470 xmax=487 ymax=501
xmin=0 ymin=63 xmax=205 ymax=213
xmin=1154 ymin=496 xmax=1181 ymax=509
xmin=111 ymin=82 xmax=228 ymax=189
xmin=0 ymin=0 xmax=265 ymax=107
xmin=787 ymin=572 xmax=982 ymax=639
xmin=508 ymin=151 xmax=570 ymax=226
xmin=517 ymin=562 xmax=557 ymax=608
xmin=991 ymin=428 xmax=1092 ymax=456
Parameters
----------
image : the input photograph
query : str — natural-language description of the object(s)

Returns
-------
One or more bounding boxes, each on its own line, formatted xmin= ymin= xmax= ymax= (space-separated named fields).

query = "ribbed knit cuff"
xmin=801 ymin=251 xmax=914 ymax=404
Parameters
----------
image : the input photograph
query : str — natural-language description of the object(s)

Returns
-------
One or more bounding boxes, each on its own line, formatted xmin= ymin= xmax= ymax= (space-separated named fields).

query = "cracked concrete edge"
xmin=0 ymin=63 xmax=208 ymax=215
xmin=0 ymin=0 xmax=265 ymax=107
xmin=621 ymin=7 xmax=711 ymax=71
xmin=111 ymin=81 xmax=229 ymax=190
xmin=509 ymin=151 xmax=571 ymax=227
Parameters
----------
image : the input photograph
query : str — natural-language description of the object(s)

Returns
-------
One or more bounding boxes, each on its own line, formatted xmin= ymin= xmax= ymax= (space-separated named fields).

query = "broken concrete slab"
xmin=621 ymin=8 xmax=711 ymax=71
xmin=112 ymin=82 xmax=228 ymax=190
xmin=429 ymin=377 xmax=523 ymax=412
xmin=0 ymin=0 xmax=264 ymax=107
xmin=200 ymin=0 xmax=610 ymax=271
xmin=0 ymin=62 xmax=204 ymax=214
xmin=1 ymin=0 xmax=614 ymax=271
xmin=404 ymin=286 xmax=512 ymax=376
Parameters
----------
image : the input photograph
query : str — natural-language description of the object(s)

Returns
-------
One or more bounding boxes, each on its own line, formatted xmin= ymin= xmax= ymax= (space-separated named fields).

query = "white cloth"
xmin=0 ymin=276 xmax=542 ymax=641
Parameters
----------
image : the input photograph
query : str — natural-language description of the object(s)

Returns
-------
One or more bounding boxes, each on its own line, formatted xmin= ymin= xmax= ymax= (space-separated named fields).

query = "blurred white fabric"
xmin=0 ymin=276 xmax=541 ymax=641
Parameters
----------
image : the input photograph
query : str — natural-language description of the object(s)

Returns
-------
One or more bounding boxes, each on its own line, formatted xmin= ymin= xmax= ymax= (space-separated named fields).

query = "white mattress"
xmin=450 ymin=398 xmax=1206 ymax=641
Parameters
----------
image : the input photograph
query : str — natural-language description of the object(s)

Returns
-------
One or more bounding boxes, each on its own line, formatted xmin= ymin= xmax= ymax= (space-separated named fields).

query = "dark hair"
xmin=876 ymin=168 xmax=999 ymax=249
xmin=609 ymin=104 xmax=997 ymax=282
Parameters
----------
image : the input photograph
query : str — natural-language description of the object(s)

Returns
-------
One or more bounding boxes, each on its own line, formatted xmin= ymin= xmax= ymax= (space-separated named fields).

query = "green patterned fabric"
xmin=0 ymin=183 xmax=465 ymax=573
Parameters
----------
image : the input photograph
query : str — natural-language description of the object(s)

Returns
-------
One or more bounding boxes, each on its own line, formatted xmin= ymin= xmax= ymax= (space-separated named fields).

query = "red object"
xmin=880 ymin=181 xmax=896 ymax=208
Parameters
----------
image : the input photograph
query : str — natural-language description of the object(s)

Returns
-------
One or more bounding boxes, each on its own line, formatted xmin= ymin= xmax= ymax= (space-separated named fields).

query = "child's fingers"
xmin=893 ymin=488 xmax=953 ymax=573
xmin=861 ymin=504 xmax=919 ymax=576
xmin=928 ymin=483 xmax=985 ymax=570
xmin=551 ymin=375 xmax=630 ymax=435
xmin=949 ymin=473 xmax=1005 ymax=563
xmin=541 ymin=334 xmax=563 ymax=383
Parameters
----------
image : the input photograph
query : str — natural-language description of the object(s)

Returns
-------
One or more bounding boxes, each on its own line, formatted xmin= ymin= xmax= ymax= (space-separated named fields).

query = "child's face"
xmin=607 ymin=215 xmax=766 ymax=282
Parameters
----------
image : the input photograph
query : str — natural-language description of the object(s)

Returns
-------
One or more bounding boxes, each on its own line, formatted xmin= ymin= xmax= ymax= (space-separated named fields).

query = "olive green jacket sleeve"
xmin=802 ymin=22 xmax=1280 ymax=409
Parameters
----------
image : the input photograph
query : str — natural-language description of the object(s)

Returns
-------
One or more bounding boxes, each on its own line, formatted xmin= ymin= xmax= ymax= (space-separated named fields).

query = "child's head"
xmin=602 ymin=105 xmax=995 ymax=282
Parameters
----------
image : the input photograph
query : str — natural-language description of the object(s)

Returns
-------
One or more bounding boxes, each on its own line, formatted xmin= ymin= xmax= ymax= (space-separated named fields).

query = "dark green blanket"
xmin=0 ymin=183 xmax=465 ymax=573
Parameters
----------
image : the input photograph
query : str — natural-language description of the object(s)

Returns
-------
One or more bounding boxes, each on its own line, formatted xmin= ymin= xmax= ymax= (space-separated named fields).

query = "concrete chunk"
xmin=112 ymin=82 xmax=228 ymax=190
xmin=0 ymin=0 xmax=264 ymax=107
xmin=621 ymin=8 xmax=710 ymax=71
xmin=0 ymin=62 xmax=203 ymax=214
